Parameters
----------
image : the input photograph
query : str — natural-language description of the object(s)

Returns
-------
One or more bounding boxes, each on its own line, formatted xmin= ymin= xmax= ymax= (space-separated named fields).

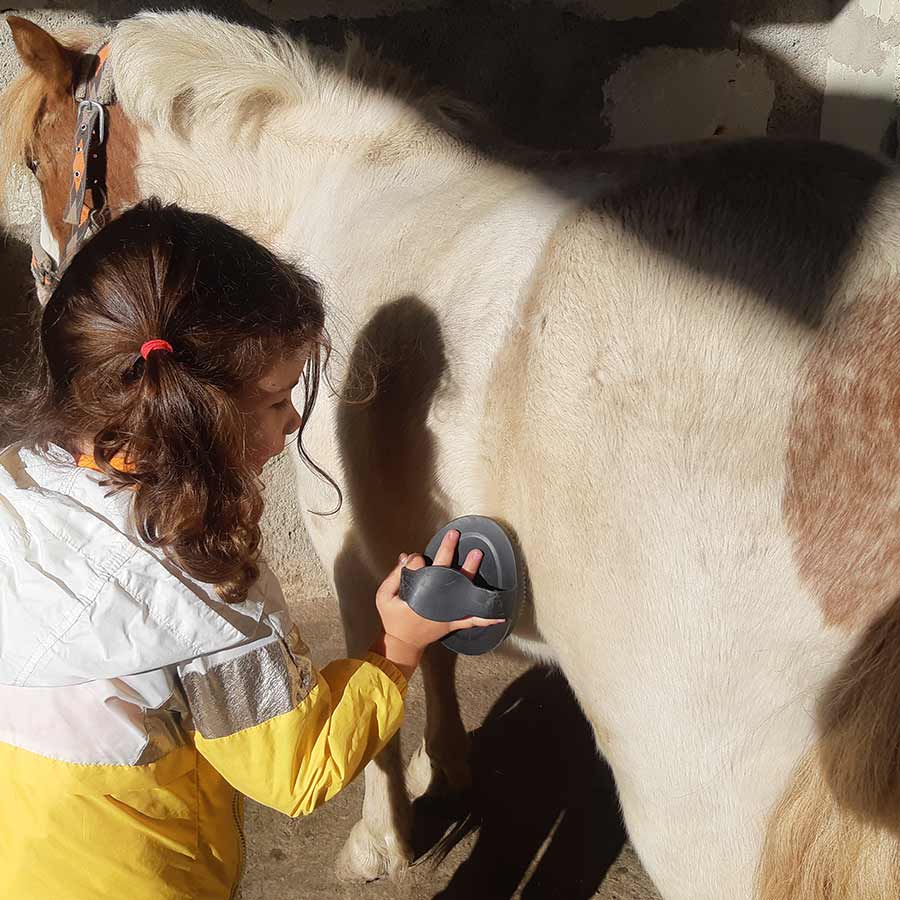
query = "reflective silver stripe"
xmin=181 ymin=639 xmax=315 ymax=740
xmin=133 ymin=694 xmax=189 ymax=765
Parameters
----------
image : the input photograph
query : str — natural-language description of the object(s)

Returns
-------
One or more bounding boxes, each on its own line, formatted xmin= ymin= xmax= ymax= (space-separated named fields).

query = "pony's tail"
xmin=756 ymin=594 xmax=900 ymax=899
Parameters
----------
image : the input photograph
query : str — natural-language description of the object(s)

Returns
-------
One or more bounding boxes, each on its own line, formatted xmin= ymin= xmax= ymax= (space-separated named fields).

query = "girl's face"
xmin=240 ymin=350 xmax=308 ymax=471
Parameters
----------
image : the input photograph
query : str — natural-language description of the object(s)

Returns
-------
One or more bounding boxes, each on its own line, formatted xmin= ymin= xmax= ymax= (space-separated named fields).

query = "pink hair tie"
xmin=140 ymin=339 xmax=173 ymax=360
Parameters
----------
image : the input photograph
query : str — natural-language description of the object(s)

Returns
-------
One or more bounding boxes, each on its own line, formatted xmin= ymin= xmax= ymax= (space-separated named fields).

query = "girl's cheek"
xmin=267 ymin=423 xmax=288 ymax=457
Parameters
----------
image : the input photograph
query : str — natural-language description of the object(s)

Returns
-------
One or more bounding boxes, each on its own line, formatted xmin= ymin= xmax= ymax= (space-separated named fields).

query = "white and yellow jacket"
xmin=0 ymin=444 xmax=406 ymax=900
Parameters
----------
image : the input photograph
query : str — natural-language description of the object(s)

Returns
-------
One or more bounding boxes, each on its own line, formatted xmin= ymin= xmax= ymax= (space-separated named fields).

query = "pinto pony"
xmin=4 ymin=13 xmax=900 ymax=899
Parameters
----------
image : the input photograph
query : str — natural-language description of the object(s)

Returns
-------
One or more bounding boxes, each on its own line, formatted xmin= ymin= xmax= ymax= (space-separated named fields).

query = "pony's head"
xmin=2 ymin=16 xmax=138 ymax=303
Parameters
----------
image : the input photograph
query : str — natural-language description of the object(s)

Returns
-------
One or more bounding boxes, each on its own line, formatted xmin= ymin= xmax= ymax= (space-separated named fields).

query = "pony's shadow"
xmin=415 ymin=665 xmax=626 ymax=900
xmin=333 ymin=294 xmax=451 ymax=622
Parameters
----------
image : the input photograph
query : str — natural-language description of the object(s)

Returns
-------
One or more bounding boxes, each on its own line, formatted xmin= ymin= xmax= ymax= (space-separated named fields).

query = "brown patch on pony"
xmin=38 ymin=101 xmax=140 ymax=247
xmin=96 ymin=105 xmax=140 ymax=215
xmin=784 ymin=280 xmax=900 ymax=630
xmin=25 ymin=87 xmax=77 ymax=252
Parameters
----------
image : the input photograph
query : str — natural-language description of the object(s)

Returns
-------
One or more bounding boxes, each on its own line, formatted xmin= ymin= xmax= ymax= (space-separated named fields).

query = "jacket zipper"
xmin=229 ymin=791 xmax=246 ymax=900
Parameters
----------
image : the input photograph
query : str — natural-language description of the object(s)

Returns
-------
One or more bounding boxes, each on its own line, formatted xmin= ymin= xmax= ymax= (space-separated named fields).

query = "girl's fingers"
xmin=432 ymin=530 xmax=460 ymax=568
xmin=449 ymin=616 xmax=506 ymax=631
xmin=404 ymin=553 xmax=426 ymax=571
xmin=460 ymin=548 xmax=483 ymax=581
xmin=381 ymin=553 xmax=426 ymax=599
xmin=430 ymin=532 xmax=483 ymax=581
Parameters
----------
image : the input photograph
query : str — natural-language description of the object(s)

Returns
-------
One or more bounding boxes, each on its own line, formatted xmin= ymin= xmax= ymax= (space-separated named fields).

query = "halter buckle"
xmin=77 ymin=99 xmax=106 ymax=144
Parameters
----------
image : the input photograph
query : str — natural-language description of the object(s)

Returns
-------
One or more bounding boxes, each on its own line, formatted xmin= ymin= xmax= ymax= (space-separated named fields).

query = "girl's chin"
xmin=254 ymin=447 xmax=284 ymax=472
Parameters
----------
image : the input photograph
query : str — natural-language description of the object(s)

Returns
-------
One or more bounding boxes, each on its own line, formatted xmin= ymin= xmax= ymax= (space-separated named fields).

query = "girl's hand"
xmin=370 ymin=530 xmax=505 ymax=679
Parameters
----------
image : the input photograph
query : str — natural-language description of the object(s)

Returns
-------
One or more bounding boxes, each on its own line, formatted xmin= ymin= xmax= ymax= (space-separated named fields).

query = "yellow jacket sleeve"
xmin=179 ymin=632 xmax=406 ymax=817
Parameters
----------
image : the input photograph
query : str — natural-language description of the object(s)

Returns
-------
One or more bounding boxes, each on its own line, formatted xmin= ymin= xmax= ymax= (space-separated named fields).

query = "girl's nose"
xmin=285 ymin=409 xmax=302 ymax=435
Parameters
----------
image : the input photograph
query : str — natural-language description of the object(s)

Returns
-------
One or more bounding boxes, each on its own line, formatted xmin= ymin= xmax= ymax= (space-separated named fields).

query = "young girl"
xmin=0 ymin=200 xmax=498 ymax=900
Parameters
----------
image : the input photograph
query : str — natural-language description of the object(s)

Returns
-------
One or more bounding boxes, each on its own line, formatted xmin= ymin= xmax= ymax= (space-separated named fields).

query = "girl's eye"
xmin=273 ymin=398 xmax=290 ymax=410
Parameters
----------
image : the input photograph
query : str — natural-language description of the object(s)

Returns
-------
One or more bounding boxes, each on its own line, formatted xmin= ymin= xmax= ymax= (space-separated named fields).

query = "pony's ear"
xmin=7 ymin=16 xmax=76 ymax=95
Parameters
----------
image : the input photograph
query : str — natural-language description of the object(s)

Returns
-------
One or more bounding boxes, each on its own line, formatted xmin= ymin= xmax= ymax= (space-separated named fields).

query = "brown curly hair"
xmin=4 ymin=199 xmax=328 ymax=603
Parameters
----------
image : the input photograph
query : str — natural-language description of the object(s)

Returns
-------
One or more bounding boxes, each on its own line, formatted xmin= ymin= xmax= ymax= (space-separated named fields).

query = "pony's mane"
xmin=0 ymin=25 xmax=105 ymax=210
xmin=113 ymin=11 xmax=485 ymax=142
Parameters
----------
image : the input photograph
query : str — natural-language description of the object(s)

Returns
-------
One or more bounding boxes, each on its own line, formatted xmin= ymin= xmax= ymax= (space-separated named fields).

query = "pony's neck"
xmin=132 ymin=93 xmax=475 ymax=268
xmin=114 ymin=13 xmax=478 ymax=256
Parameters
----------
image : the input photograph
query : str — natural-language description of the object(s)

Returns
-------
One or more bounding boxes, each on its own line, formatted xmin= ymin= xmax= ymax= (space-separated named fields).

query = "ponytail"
xmin=4 ymin=199 xmax=327 ymax=603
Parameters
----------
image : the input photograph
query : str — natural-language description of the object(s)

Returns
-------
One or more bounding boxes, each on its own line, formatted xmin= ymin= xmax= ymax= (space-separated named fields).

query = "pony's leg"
xmin=336 ymin=737 xmax=413 ymax=882
xmin=333 ymin=539 xmax=414 ymax=883
xmin=406 ymin=643 xmax=471 ymax=798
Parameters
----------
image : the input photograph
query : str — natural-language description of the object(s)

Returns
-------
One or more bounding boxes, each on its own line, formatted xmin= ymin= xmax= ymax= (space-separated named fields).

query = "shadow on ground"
xmin=412 ymin=665 xmax=625 ymax=900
